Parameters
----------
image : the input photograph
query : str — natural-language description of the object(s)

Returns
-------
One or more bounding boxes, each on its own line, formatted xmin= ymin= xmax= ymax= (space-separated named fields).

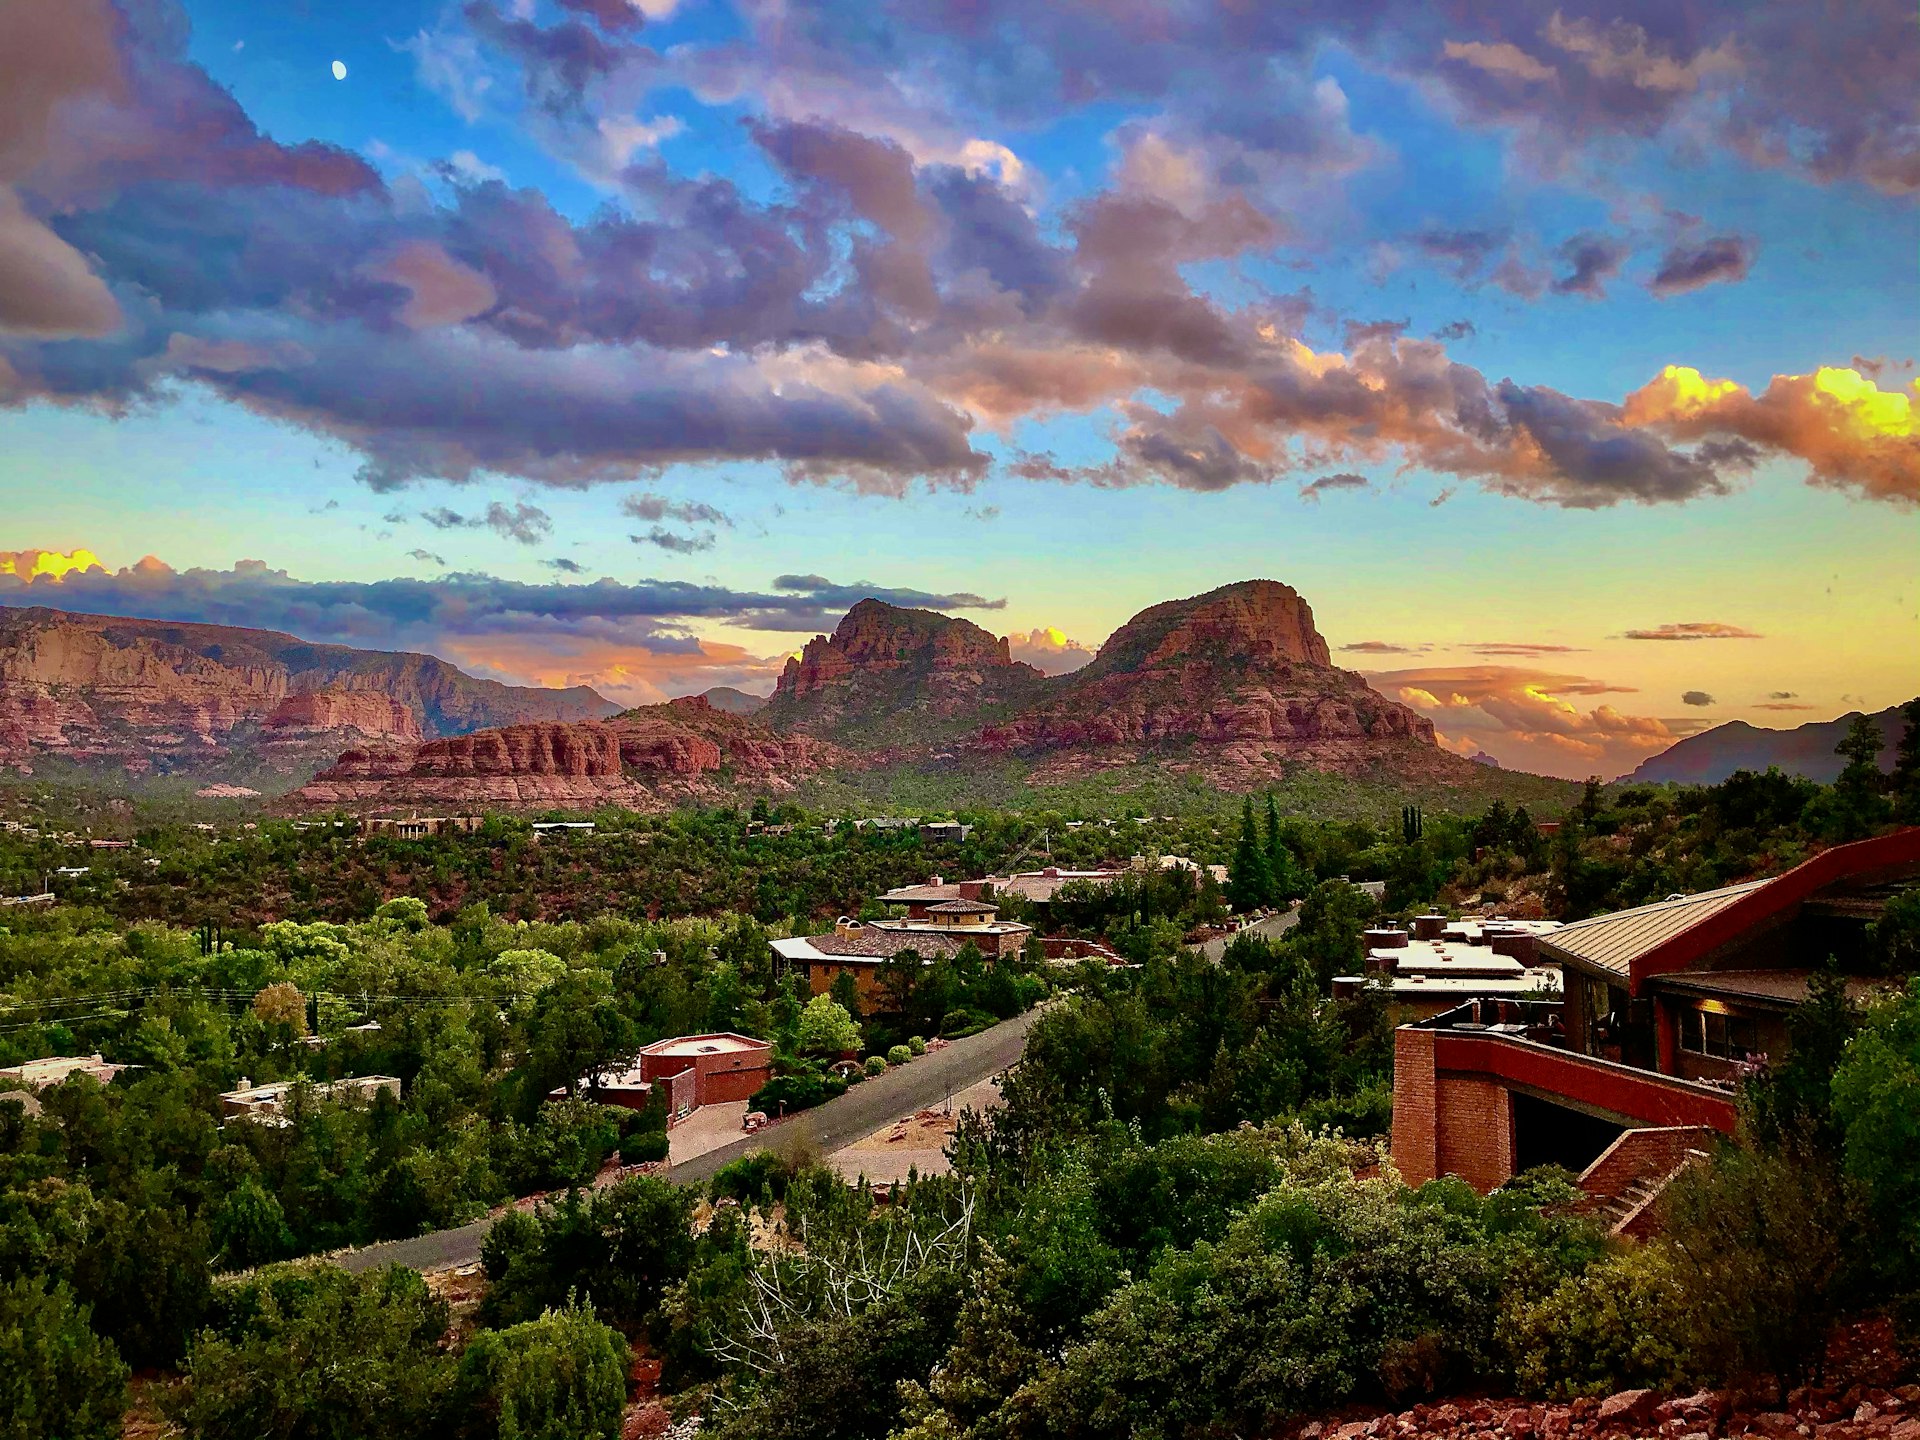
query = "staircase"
xmin=1576 ymin=1126 xmax=1719 ymax=1240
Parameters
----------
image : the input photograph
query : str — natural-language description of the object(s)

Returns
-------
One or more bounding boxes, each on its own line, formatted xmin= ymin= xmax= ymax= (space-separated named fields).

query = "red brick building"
xmin=1392 ymin=828 xmax=1920 ymax=1195
xmin=567 ymin=1032 xmax=772 ymax=1120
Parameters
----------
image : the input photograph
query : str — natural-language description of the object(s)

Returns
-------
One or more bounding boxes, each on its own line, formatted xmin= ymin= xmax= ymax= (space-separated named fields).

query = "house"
xmin=0 ymin=1054 xmax=125 ymax=1088
xmin=919 ymin=821 xmax=973 ymax=844
xmin=1391 ymin=828 xmax=1920 ymax=1197
xmin=531 ymin=821 xmax=596 ymax=836
xmin=1334 ymin=918 xmax=1565 ymax=1018
xmin=219 ymin=1074 xmax=402 ymax=1123
xmin=880 ymin=855 xmax=1220 ymax=913
xmin=772 ymin=898 xmax=1034 ymax=1000
xmin=558 ymin=1033 xmax=772 ymax=1122
xmin=364 ymin=814 xmax=484 ymax=840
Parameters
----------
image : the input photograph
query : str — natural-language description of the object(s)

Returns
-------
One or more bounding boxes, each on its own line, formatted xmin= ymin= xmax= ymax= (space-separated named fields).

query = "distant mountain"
xmin=699 ymin=686 xmax=770 ymax=717
xmin=293 ymin=578 xmax=1543 ymax=812
xmin=0 ymin=605 xmax=618 ymax=778
xmin=759 ymin=598 xmax=1047 ymax=744
xmin=1627 ymin=704 xmax=1910 ymax=786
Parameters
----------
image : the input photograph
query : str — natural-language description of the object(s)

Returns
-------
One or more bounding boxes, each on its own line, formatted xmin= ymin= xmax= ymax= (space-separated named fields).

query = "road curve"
xmin=1198 ymin=908 xmax=1299 ymax=961
xmin=334 ymin=1006 xmax=1042 ymax=1275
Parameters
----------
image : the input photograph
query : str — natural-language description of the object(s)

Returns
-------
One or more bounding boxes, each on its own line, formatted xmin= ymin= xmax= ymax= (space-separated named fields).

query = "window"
xmin=1680 ymin=1006 xmax=1758 ymax=1060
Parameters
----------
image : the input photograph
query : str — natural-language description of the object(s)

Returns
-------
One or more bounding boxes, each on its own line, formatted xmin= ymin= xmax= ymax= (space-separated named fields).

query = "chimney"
xmin=958 ymin=880 xmax=986 ymax=901
xmin=928 ymin=875 xmax=942 ymax=888
xmin=836 ymin=917 xmax=862 ymax=935
xmin=1412 ymin=913 xmax=1448 ymax=941
xmin=1364 ymin=927 xmax=1408 ymax=950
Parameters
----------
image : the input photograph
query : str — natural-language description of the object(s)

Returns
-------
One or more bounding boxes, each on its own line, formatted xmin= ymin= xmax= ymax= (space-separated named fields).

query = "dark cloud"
xmin=408 ymin=548 xmax=448 ymax=566
xmin=544 ymin=557 xmax=586 ymax=574
xmin=0 ymin=557 xmax=1008 ymax=653
xmin=633 ymin=527 xmax=717 ymax=554
xmin=1340 ymin=640 xmax=1428 ymax=654
xmin=1433 ymin=319 xmax=1476 ymax=341
xmin=1621 ymin=622 xmax=1764 ymax=640
xmin=1649 ymin=234 xmax=1755 ymax=295
xmin=554 ymin=0 xmax=645 ymax=34
xmin=1300 ymin=472 xmax=1371 ymax=500
xmin=619 ymin=493 xmax=733 ymax=527
xmin=1682 ymin=690 xmax=1715 ymax=706
xmin=1769 ymin=690 xmax=1798 ymax=699
xmin=415 ymin=501 xmax=553 ymax=544
xmin=1551 ymin=232 xmax=1629 ymax=297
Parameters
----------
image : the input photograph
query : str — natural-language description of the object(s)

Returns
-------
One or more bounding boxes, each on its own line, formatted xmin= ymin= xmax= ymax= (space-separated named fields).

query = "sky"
xmin=0 ymin=0 xmax=1916 ymax=779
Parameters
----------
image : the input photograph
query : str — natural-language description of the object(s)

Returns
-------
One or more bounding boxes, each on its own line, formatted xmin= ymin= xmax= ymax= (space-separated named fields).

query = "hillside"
xmin=294 ymin=694 xmax=842 ymax=811
xmin=759 ymin=598 xmax=1048 ymax=744
xmin=0 ymin=605 xmax=618 ymax=778
xmin=980 ymin=580 xmax=1464 ymax=785
xmin=1628 ymin=704 xmax=1909 ymax=786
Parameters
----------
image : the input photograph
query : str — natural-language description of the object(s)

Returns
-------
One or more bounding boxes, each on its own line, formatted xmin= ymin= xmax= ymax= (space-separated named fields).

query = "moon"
xmin=330 ymin=59 xmax=347 ymax=80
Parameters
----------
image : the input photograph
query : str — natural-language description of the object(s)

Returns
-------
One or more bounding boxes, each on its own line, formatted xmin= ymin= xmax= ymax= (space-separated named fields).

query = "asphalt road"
xmin=334 ymin=1006 xmax=1041 ymax=1275
xmin=1199 ymin=908 xmax=1299 ymax=961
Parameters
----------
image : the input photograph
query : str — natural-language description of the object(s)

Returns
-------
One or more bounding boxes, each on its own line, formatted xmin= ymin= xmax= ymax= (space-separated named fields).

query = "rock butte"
xmin=293 ymin=578 xmax=1480 ymax=810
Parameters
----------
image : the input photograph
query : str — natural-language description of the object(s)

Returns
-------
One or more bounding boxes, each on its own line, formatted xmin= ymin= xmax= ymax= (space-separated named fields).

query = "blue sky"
xmin=0 ymin=0 xmax=1915 ymax=776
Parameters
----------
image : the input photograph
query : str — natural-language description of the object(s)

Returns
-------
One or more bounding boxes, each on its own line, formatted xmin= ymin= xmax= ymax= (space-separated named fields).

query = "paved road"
xmin=334 ymin=1006 xmax=1041 ymax=1275
xmin=1199 ymin=908 xmax=1299 ymax=961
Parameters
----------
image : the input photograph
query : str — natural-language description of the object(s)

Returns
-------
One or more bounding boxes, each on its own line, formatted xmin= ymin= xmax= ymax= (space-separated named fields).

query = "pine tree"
xmin=1226 ymin=797 xmax=1271 ymax=913
xmin=1832 ymin=712 xmax=1890 ymax=838
xmin=1890 ymin=697 xmax=1920 ymax=824
xmin=1264 ymin=793 xmax=1298 ymax=905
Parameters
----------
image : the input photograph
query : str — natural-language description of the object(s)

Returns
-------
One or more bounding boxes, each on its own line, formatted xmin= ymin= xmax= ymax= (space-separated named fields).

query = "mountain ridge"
xmin=1627 ymin=704 xmax=1910 ymax=786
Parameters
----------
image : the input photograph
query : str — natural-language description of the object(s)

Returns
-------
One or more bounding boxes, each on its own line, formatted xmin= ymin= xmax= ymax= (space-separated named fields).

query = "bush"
xmin=1500 ymin=1246 xmax=1696 ymax=1398
xmin=940 ymin=1007 xmax=996 ymax=1038
xmin=0 ymin=1276 xmax=129 ymax=1440
xmin=710 ymin=1152 xmax=790 ymax=1205
xmin=181 ymin=1264 xmax=453 ymax=1440
xmin=750 ymin=1072 xmax=830 ymax=1116
xmin=621 ymin=1131 xmax=669 ymax=1166
xmin=887 ymin=1045 xmax=913 ymax=1066
xmin=456 ymin=1300 xmax=630 ymax=1440
xmin=908 ymin=1036 xmax=927 ymax=1055
xmin=865 ymin=1055 xmax=888 ymax=1076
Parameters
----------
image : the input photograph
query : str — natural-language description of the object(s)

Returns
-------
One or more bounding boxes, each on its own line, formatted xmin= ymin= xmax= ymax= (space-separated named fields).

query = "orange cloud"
xmin=437 ymin=633 xmax=783 ymax=708
xmin=1365 ymin=663 xmax=1686 ymax=779
xmin=1620 ymin=621 xmax=1763 ymax=641
xmin=0 ymin=547 xmax=104 ymax=580
xmin=1006 ymin=625 xmax=1095 ymax=676
xmin=1626 ymin=364 xmax=1920 ymax=504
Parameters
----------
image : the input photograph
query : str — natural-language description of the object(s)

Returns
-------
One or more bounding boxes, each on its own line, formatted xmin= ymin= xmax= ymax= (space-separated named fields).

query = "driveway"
xmin=333 ymin=1006 xmax=1042 ymax=1275
xmin=1199 ymin=908 xmax=1299 ymax=961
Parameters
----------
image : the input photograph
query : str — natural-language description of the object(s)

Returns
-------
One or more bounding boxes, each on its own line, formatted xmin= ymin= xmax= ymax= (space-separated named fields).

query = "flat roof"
xmin=1338 ymin=970 xmax=1563 ymax=997
xmin=641 ymin=1033 xmax=767 ymax=1057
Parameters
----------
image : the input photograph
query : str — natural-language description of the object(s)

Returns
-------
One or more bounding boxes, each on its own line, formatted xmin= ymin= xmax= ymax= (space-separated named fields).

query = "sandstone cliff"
xmin=761 ymin=599 xmax=1046 ymax=743
xmin=0 ymin=606 xmax=616 ymax=774
xmin=979 ymin=580 xmax=1458 ymax=783
xmin=294 ymin=696 xmax=842 ymax=810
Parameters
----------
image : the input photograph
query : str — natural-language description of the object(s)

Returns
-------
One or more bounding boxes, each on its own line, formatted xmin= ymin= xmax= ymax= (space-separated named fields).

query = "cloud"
xmin=1340 ymin=640 xmax=1429 ymax=655
xmin=1768 ymin=690 xmax=1798 ymax=699
xmin=1649 ymin=234 xmax=1754 ymax=295
xmin=0 ymin=553 xmax=1010 ymax=666
xmin=0 ymin=189 xmax=122 ymax=337
xmin=408 ymin=548 xmax=448 ymax=566
xmin=1550 ymin=232 xmax=1629 ymax=298
xmin=1006 ymin=625 xmax=1095 ymax=676
xmin=1469 ymin=642 xmax=1584 ymax=656
xmin=1620 ymin=621 xmax=1764 ymax=640
xmin=619 ymin=493 xmax=732 ymax=527
xmin=1365 ymin=663 xmax=1676 ymax=778
xmin=1682 ymin=690 xmax=1715 ymax=706
xmin=1432 ymin=319 xmax=1476 ymax=341
xmin=1755 ymin=701 xmax=1816 ymax=712
xmin=416 ymin=501 xmax=554 ymax=544
xmin=1300 ymin=471 xmax=1371 ymax=500
xmin=633 ymin=526 xmax=716 ymax=554
xmin=1625 ymin=364 xmax=1919 ymax=505
xmin=544 ymin=557 xmax=586 ymax=573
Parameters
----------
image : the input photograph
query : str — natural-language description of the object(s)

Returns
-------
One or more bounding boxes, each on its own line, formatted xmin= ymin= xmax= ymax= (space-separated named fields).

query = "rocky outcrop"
xmin=0 ymin=605 xmax=616 ymax=773
xmin=294 ymin=697 xmax=843 ymax=810
xmin=263 ymin=691 xmax=421 ymax=742
xmin=698 ymin=686 xmax=770 ymax=717
xmin=979 ymin=580 xmax=1453 ymax=782
xmin=762 ymin=599 xmax=1046 ymax=742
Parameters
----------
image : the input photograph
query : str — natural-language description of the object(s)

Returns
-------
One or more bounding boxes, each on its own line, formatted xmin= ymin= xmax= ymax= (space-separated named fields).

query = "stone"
xmin=1598 ymin=1391 xmax=1660 ymax=1428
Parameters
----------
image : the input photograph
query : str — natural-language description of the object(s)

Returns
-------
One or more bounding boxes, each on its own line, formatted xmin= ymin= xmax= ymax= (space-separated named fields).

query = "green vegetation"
xmin=0 ymin=731 xmax=1915 ymax=1437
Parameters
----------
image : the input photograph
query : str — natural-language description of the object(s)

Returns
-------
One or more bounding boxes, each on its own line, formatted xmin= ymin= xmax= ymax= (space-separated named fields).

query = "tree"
xmin=1829 ymin=713 xmax=1890 ymax=839
xmin=181 ymin=1265 xmax=454 ymax=1440
xmin=1226 ymin=799 xmax=1272 ymax=914
xmin=253 ymin=981 xmax=308 ymax=1040
xmin=1266 ymin=796 xmax=1304 ymax=905
xmin=0 ymin=1276 xmax=129 ymax=1440
xmin=1890 ymin=696 xmax=1920 ymax=823
xmin=1831 ymin=979 xmax=1920 ymax=1294
xmin=828 ymin=967 xmax=863 ymax=1021
xmin=797 ymin=994 xmax=862 ymax=1056
xmin=455 ymin=1300 xmax=630 ymax=1440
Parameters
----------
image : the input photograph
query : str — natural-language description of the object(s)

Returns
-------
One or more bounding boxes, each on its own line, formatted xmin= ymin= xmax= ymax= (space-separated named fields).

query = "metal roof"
xmin=1538 ymin=880 xmax=1770 ymax=979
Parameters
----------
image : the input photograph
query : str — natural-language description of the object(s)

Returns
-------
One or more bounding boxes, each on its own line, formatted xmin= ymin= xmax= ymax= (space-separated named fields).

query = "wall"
xmin=1432 ymin=1076 xmax=1515 ymax=1193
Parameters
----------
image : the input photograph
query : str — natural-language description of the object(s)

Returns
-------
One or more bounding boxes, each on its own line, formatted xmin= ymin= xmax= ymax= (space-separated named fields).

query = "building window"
xmin=1680 ymin=1007 xmax=1758 ymax=1061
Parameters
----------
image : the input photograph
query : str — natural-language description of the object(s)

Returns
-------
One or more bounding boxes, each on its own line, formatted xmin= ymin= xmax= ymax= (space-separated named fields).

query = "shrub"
xmin=940 ymin=1007 xmax=996 ymax=1038
xmin=0 ymin=1276 xmax=129 ymax=1440
xmin=908 ymin=1036 xmax=927 ymax=1055
xmin=888 ymin=1045 xmax=913 ymax=1066
xmin=751 ymin=1072 xmax=830 ymax=1116
xmin=621 ymin=1131 xmax=669 ymax=1166
xmin=456 ymin=1300 xmax=631 ymax=1440
xmin=1499 ymin=1246 xmax=1696 ymax=1398
xmin=865 ymin=1055 xmax=888 ymax=1076
xmin=711 ymin=1152 xmax=790 ymax=1205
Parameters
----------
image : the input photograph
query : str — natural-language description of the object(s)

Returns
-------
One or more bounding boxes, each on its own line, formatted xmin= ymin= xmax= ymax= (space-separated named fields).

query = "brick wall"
xmin=1576 ymin=1125 xmax=1717 ymax=1203
xmin=1390 ymin=1027 xmax=1439 ymax=1185
xmin=1432 ymin=1076 xmax=1516 ymax=1192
